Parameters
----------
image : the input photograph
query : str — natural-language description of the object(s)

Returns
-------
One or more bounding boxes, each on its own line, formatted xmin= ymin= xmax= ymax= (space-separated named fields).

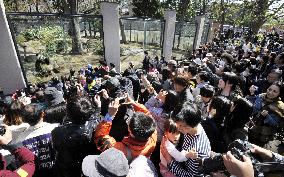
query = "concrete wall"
xmin=162 ymin=10 xmax=176 ymax=61
xmin=0 ymin=0 xmax=26 ymax=95
xmin=100 ymin=2 xmax=121 ymax=72
xmin=194 ymin=15 xmax=205 ymax=49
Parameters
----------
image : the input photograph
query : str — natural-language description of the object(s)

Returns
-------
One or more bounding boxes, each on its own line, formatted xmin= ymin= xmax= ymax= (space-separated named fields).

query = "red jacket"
xmin=94 ymin=103 xmax=157 ymax=159
xmin=0 ymin=147 xmax=35 ymax=177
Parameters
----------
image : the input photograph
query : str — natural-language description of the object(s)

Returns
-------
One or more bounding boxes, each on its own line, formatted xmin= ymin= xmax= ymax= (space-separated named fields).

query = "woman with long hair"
xmin=224 ymin=98 xmax=253 ymax=145
xmin=249 ymin=81 xmax=284 ymax=152
xmin=202 ymin=96 xmax=231 ymax=153
xmin=3 ymin=100 xmax=24 ymax=126
xmin=217 ymin=72 xmax=243 ymax=101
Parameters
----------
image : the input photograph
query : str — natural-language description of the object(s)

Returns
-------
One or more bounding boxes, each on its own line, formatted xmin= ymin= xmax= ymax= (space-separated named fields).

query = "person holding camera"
xmin=223 ymin=144 xmax=284 ymax=177
xmin=94 ymin=94 xmax=157 ymax=161
xmin=0 ymin=125 xmax=35 ymax=177
xmin=51 ymin=96 xmax=101 ymax=177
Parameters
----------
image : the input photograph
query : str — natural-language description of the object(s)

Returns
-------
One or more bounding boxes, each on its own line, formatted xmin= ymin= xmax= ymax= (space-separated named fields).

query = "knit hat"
xmin=82 ymin=148 xmax=129 ymax=177
xmin=44 ymin=87 xmax=64 ymax=106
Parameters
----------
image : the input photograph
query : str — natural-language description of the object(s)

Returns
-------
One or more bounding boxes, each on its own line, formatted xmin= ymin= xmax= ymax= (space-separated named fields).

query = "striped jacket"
xmin=168 ymin=124 xmax=211 ymax=177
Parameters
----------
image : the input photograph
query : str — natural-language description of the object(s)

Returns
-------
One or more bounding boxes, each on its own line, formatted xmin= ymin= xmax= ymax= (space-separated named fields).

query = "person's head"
xmin=196 ymin=71 xmax=209 ymax=84
xmin=266 ymin=81 xmax=284 ymax=101
xmin=167 ymin=60 xmax=177 ymax=71
xmin=44 ymin=102 xmax=66 ymax=124
xmin=269 ymin=52 xmax=277 ymax=63
xmin=164 ymin=118 xmax=180 ymax=144
xmin=128 ymin=112 xmax=156 ymax=142
xmin=230 ymin=98 xmax=253 ymax=123
xmin=161 ymin=68 xmax=172 ymax=81
xmin=267 ymin=69 xmax=281 ymax=84
xmin=221 ymin=53 xmax=233 ymax=65
xmin=99 ymin=60 xmax=108 ymax=67
xmin=200 ymin=84 xmax=215 ymax=103
xmin=173 ymin=104 xmax=202 ymax=135
xmin=249 ymin=85 xmax=258 ymax=95
xmin=218 ymin=72 xmax=239 ymax=91
xmin=187 ymin=65 xmax=198 ymax=79
xmin=44 ymin=87 xmax=64 ymax=106
xmin=66 ymin=96 xmax=94 ymax=124
xmin=275 ymin=53 xmax=284 ymax=65
xmin=173 ymin=75 xmax=189 ymax=93
xmin=82 ymin=148 xmax=129 ymax=177
xmin=110 ymin=63 xmax=115 ymax=69
xmin=3 ymin=100 xmax=24 ymax=126
xmin=162 ymin=90 xmax=179 ymax=114
xmin=22 ymin=104 xmax=45 ymax=126
xmin=208 ymin=96 xmax=231 ymax=120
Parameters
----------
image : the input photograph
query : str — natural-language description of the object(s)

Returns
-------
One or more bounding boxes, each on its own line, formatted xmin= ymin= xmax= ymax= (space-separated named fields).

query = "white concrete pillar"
xmin=162 ymin=10 xmax=176 ymax=61
xmin=100 ymin=2 xmax=121 ymax=72
xmin=194 ymin=15 xmax=205 ymax=49
xmin=0 ymin=1 xmax=26 ymax=95
xmin=207 ymin=19 xmax=214 ymax=43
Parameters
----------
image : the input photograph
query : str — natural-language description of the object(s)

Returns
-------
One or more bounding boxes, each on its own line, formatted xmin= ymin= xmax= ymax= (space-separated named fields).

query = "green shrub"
xmin=16 ymin=34 xmax=27 ymax=45
xmin=19 ymin=26 xmax=69 ymax=57
xmin=22 ymin=28 xmax=40 ymax=41
xmin=86 ymin=39 xmax=104 ymax=55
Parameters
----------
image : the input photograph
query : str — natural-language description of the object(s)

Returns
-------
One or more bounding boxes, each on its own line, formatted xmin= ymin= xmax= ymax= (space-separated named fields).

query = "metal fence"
xmin=6 ymin=12 xmax=103 ymax=84
xmin=172 ymin=21 xmax=197 ymax=59
xmin=119 ymin=17 xmax=165 ymax=71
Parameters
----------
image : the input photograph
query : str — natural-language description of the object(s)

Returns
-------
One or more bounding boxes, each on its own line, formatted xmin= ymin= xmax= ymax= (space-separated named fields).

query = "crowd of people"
xmin=0 ymin=30 xmax=284 ymax=177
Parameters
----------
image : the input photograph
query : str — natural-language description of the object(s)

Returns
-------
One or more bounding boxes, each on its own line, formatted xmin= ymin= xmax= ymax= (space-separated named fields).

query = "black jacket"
xmin=51 ymin=119 xmax=100 ymax=177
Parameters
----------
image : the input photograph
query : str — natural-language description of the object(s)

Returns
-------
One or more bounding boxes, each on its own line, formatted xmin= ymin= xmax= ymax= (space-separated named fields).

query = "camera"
xmin=198 ymin=139 xmax=262 ymax=175
xmin=0 ymin=126 xmax=6 ymax=136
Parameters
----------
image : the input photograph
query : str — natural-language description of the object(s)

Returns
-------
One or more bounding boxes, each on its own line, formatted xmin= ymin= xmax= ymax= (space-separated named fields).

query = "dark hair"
xmin=173 ymin=75 xmax=189 ymax=88
xmin=198 ymin=71 xmax=209 ymax=82
xmin=164 ymin=119 xmax=178 ymax=133
xmin=271 ymin=81 xmax=284 ymax=101
xmin=187 ymin=65 xmax=198 ymax=76
xmin=22 ymin=104 xmax=44 ymax=126
xmin=175 ymin=104 xmax=202 ymax=128
xmin=3 ymin=100 xmax=24 ymax=126
xmin=66 ymin=96 xmax=94 ymax=124
xmin=221 ymin=72 xmax=239 ymax=90
xmin=200 ymin=84 xmax=215 ymax=98
xmin=233 ymin=62 xmax=246 ymax=74
xmin=221 ymin=53 xmax=233 ymax=65
xmin=229 ymin=98 xmax=253 ymax=128
xmin=128 ymin=112 xmax=156 ymax=142
xmin=278 ymin=52 xmax=284 ymax=61
xmin=270 ymin=52 xmax=277 ymax=63
xmin=110 ymin=63 xmax=115 ymax=68
xmin=162 ymin=90 xmax=179 ymax=114
xmin=262 ymin=55 xmax=269 ymax=63
xmin=44 ymin=102 xmax=66 ymax=124
xmin=209 ymin=96 xmax=231 ymax=126
xmin=161 ymin=68 xmax=172 ymax=81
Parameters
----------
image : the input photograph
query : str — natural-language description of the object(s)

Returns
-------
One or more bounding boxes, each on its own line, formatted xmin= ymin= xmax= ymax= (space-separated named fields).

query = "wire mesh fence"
xmin=7 ymin=13 xmax=103 ymax=84
xmin=172 ymin=21 xmax=197 ymax=59
xmin=119 ymin=17 xmax=165 ymax=71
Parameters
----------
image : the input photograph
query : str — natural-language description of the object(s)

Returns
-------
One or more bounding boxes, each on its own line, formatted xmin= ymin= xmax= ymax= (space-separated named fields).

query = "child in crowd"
xmin=160 ymin=119 xmax=198 ymax=177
